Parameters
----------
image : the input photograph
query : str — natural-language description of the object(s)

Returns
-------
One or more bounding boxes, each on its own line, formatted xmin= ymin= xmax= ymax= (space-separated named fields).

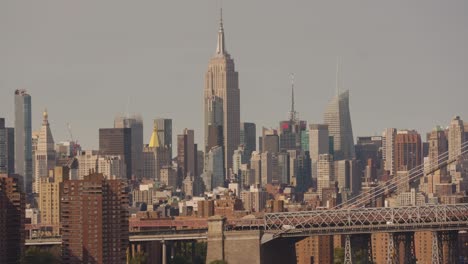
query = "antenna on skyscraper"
xmin=289 ymin=73 xmax=297 ymax=122
xmin=336 ymin=56 xmax=343 ymax=96
xmin=125 ymin=96 xmax=130 ymax=118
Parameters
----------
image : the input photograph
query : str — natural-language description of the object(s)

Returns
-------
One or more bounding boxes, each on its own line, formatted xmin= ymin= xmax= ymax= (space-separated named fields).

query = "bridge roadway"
xmin=25 ymin=229 xmax=209 ymax=246
xmin=264 ymin=203 xmax=468 ymax=239
xmin=26 ymin=204 xmax=468 ymax=245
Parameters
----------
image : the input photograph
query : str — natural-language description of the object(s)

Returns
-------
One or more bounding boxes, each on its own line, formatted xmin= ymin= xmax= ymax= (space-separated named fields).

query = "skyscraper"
xmin=323 ymin=90 xmax=355 ymax=160
xmin=99 ymin=128 xmax=132 ymax=179
xmin=34 ymin=110 xmax=56 ymax=193
xmin=61 ymin=173 xmax=128 ymax=263
xmin=0 ymin=118 xmax=14 ymax=175
xmin=317 ymin=154 xmax=334 ymax=199
xmin=0 ymin=174 xmax=25 ymax=263
xmin=14 ymin=89 xmax=32 ymax=194
xmin=114 ymin=114 xmax=143 ymax=179
xmin=394 ymin=130 xmax=422 ymax=172
xmin=428 ymin=126 xmax=448 ymax=168
xmin=177 ymin=129 xmax=196 ymax=176
xmin=240 ymin=122 xmax=256 ymax=161
xmin=309 ymin=124 xmax=330 ymax=180
xmin=279 ymin=76 xmax=307 ymax=151
xmin=154 ymin=118 xmax=173 ymax=158
xmin=204 ymin=10 xmax=240 ymax=175
xmin=382 ymin=128 xmax=397 ymax=175
xmin=448 ymin=116 xmax=465 ymax=161
xmin=39 ymin=166 xmax=69 ymax=235
xmin=203 ymin=145 xmax=224 ymax=190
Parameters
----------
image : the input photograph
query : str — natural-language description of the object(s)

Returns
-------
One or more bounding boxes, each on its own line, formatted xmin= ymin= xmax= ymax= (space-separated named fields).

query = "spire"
xmin=42 ymin=108 xmax=49 ymax=125
xmin=336 ymin=56 xmax=342 ymax=96
xmin=289 ymin=73 xmax=297 ymax=122
xmin=215 ymin=8 xmax=226 ymax=55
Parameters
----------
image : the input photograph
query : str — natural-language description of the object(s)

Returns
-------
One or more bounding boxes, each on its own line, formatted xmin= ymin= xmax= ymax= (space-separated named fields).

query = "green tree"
xmin=21 ymin=246 xmax=59 ymax=264
xmin=129 ymin=251 xmax=147 ymax=264
xmin=334 ymin=247 xmax=345 ymax=264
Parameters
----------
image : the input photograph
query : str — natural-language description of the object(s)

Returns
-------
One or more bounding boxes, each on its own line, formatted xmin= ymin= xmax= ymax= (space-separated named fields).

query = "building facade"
xmin=61 ymin=173 xmax=128 ymax=264
xmin=34 ymin=110 xmax=56 ymax=193
xmin=323 ymin=90 xmax=355 ymax=160
xmin=0 ymin=174 xmax=25 ymax=263
xmin=204 ymin=12 xmax=240 ymax=175
xmin=99 ymin=128 xmax=132 ymax=179
xmin=114 ymin=114 xmax=143 ymax=179
xmin=14 ymin=89 xmax=33 ymax=194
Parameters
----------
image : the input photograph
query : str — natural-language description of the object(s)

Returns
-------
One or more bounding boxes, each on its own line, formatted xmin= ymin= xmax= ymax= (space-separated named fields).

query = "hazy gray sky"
xmin=1 ymin=1 xmax=467 ymax=149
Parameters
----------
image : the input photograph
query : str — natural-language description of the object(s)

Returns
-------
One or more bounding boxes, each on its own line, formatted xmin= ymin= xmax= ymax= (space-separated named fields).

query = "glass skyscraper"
xmin=14 ymin=89 xmax=32 ymax=194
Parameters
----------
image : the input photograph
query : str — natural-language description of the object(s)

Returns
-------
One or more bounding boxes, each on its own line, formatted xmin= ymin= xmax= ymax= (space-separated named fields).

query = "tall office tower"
xmin=204 ymin=10 xmax=240 ymax=175
xmin=0 ymin=118 xmax=12 ymax=174
xmin=197 ymin=150 xmax=204 ymax=178
xmin=0 ymin=174 xmax=25 ymax=263
xmin=203 ymin=145 xmax=224 ymax=191
xmin=39 ymin=166 xmax=69 ymax=234
xmin=289 ymin=150 xmax=312 ymax=192
xmin=34 ymin=110 xmax=56 ymax=193
xmin=61 ymin=173 xmax=128 ymax=264
xmin=317 ymin=154 xmax=334 ymax=199
xmin=99 ymin=128 xmax=132 ymax=179
xmin=97 ymin=155 xmax=125 ymax=179
xmin=142 ymin=145 xmax=156 ymax=179
xmin=277 ymin=152 xmax=290 ymax=185
xmin=154 ymin=118 xmax=173 ymax=159
xmin=250 ymin=151 xmax=262 ymax=185
xmin=335 ymin=159 xmax=360 ymax=196
xmin=232 ymin=145 xmax=245 ymax=176
xmin=323 ymin=90 xmax=355 ymax=160
xmin=309 ymin=124 xmax=330 ymax=180
xmin=260 ymin=152 xmax=273 ymax=186
xmin=428 ymin=126 xmax=448 ymax=168
xmin=240 ymin=122 xmax=256 ymax=160
xmin=14 ymin=89 xmax=33 ymax=194
xmin=382 ymin=128 xmax=397 ymax=175
xmin=241 ymin=185 xmax=268 ymax=212
xmin=76 ymin=150 xmax=99 ymax=179
xmin=394 ymin=130 xmax=422 ymax=172
xmin=279 ymin=77 xmax=307 ymax=151
xmin=448 ymin=116 xmax=465 ymax=161
xmin=160 ymin=166 xmax=177 ymax=190
xmin=114 ymin=114 xmax=143 ymax=179
xmin=146 ymin=123 xmax=172 ymax=180
xmin=6 ymin=128 xmax=14 ymax=175
xmin=300 ymin=130 xmax=309 ymax=152
xmin=205 ymin=88 xmax=224 ymax=152
xmin=355 ymin=136 xmax=382 ymax=169
xmin=177 ymin=129 xmax=196 ymax=186
xmin=279 ymin=120 xmax=307 ymax=151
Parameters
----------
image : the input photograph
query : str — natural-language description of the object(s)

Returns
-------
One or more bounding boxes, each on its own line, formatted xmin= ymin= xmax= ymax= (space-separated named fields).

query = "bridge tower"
xmin=344 ymin=235 xmax=352 ymax=264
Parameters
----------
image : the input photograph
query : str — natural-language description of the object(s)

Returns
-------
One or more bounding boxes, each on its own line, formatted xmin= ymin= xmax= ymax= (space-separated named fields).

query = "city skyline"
xmin=1 ymin=1 xmax=468 ymax=150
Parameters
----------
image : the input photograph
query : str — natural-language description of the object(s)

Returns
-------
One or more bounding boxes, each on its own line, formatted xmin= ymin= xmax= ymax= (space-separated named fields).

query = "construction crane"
xmin=66 ymin=123 xmax=79 ymax=157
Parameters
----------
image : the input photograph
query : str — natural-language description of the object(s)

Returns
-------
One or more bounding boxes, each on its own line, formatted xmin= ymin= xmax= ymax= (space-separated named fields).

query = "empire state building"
xmin=204 ymin=10 xmax=240 ymax=176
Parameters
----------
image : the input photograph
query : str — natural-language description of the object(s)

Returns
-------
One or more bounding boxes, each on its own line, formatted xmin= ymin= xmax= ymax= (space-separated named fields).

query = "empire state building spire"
xmin=216 ymin=8 xmax=226 ymax=56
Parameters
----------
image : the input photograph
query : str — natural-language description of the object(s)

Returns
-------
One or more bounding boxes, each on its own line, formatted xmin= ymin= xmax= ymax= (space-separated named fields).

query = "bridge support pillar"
xmin=432 ymin=231 xmax=442 ymax=264
xmin=162 ymin=240 xmax=167 ymax=264
xmin=206 ymin=215 xmax=225 ymax=263
xmin=386 ymin=233 xmax=398 ymax=264
xmin=441 ymin=231 xmax=458 ymax=264
xmin=344 ymin=235 xmax=352 ymax=264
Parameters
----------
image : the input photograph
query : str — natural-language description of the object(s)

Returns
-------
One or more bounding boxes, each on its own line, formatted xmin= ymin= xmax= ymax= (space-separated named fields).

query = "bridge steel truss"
xmin=264 ymin=203 xmax=468 ymax=237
